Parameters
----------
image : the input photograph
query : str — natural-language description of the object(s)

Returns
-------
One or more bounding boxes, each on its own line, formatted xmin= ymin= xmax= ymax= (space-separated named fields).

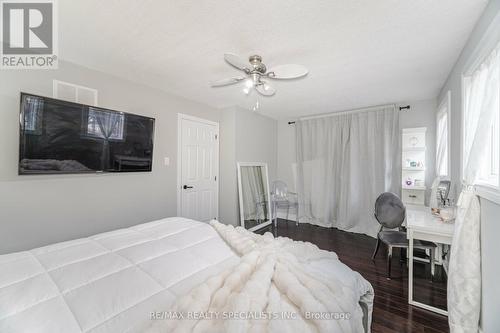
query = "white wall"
xmin=219 ymin=107 xmax=277 ymax=226
xmin=479 ymin=198 xmax=500 ymax=333
xmin=0 ymin=60 xmax=221 ymax=254
xmin=218 ymin=109 xmax=238 ymax=225
xmin=235 ymin=108 xmax=278 ymax=181
xmin=276 ymin=118 xmax=297 ymax=192
xmin=276 ymin=99 xmax=437 ymax=204
xmin=437 ymin=1 xmax=500 ymax=331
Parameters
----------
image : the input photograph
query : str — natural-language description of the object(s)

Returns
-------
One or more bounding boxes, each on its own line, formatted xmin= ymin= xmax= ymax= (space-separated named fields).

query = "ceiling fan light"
xmin=211 ymin=54 xmax=307 ymax=102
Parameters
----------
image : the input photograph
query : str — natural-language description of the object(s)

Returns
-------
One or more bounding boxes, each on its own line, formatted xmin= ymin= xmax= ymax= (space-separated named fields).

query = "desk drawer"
xmin=402 ymin=189 xmax=425 ymax=205
xmin=408 ymin=229 xmax=453 ymax=245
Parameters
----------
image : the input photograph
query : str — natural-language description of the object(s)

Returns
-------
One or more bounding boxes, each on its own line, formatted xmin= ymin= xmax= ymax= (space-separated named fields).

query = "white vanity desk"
xmin=406 ymin=205 xmax=455 ymax=316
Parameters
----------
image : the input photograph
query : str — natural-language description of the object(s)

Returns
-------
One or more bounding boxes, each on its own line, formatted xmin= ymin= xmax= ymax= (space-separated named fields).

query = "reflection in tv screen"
xmin=19 ymin=93 xmax=155 ymax=175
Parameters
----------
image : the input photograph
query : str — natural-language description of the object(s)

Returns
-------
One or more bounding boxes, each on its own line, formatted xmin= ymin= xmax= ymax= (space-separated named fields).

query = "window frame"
xmin=22 ymin=96 xmax=44 ymax=135
xmin=436 ymin=90 xmax=451 ymax=178
xmin=461 ymin=40 xmax=500 ymax=204
xmin=80 ymin=107 xmax=127 ymax=142
xmin=85 ymin=108 xmax=126 ymax=141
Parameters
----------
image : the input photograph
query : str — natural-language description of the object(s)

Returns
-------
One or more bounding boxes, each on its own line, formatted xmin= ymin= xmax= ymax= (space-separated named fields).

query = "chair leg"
xmin=406 ymin=247 xmax=410 ymax=268
xmin=371 ymin=237 xmax=381 ymax=260
xmin=273 ymin=202 xmax=277 ymax=228
xmin=430 ymin=248 xmax=435 ymax=279
xmin=387 ymin=246 xmax=393 ymax=279
xmin=286 ymin=206 xmax=290 ymax=222
xmin=295 ymin=206 xmax=299 ymax=227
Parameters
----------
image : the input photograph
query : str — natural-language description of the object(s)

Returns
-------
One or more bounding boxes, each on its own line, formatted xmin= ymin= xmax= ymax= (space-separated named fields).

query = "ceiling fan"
xmin=210 ymin=54 xmax=308 ymax=96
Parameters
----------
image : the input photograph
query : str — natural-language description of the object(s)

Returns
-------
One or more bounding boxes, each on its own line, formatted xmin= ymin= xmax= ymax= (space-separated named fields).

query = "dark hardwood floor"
xmin=258 ymin=220 xmax=450 ymax=333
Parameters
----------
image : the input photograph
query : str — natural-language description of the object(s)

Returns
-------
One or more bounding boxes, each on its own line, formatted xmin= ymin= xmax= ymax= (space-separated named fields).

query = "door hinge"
xmin=214 ymin=176 xmax=217 ymax=181
xmin=215 ymin=134 xmax=218 ymax=140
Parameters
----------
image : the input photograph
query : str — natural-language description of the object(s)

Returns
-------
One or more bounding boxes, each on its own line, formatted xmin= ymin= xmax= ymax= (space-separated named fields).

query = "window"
xmin=84 ymin=108 xmax=125 ymax=141
xmin=436 ymin=91 xmax=450 ymax=177
xmin=462 ymin=44 xmax=500 ymax=188
xmin=23 ymin=96 xmax=43 ymax=134
xmin=483 ymin=107 xmax=499 ymax=181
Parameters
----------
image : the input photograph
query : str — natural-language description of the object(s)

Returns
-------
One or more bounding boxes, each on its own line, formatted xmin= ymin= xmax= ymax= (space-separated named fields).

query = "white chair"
xmin=271 ymin=180 xmax=299 ymax=227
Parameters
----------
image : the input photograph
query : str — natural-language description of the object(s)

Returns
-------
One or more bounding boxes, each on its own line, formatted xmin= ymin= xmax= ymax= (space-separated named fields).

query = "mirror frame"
xmin=437 ymin=180 xmax=451 ymax=204
xmin=237 ymin=162 xmax=272 ymax=232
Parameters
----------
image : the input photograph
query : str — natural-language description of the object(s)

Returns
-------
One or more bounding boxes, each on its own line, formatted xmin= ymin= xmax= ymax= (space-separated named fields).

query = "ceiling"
xmin=59 ymin=0 xmax=488 ymax=118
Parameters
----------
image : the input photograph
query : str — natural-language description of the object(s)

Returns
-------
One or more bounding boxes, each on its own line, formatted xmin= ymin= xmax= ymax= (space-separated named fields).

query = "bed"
xmin=0 ymin=217 xmax=373 ymax=333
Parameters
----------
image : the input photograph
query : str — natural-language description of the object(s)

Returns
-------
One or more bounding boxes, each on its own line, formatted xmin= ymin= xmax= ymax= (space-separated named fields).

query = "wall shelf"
xmin=403 ymin=167 xmax=426 ymax=171
xmin=402 ymin=127 xmax=427 ymax=206
xmin=403 ymin=147 xmax=426 ymax=152
xmin=402 ymin=185 xmax=426 ymax=190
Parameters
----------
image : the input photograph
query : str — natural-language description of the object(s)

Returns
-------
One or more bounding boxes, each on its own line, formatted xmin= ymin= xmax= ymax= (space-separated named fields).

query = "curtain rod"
xmin=288 ymin=104 xmax=410 ymax=124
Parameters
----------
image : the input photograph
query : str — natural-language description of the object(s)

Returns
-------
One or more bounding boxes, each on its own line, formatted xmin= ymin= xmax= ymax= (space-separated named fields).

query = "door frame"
xmin=177 ymin=113 xmax=220 ymax=219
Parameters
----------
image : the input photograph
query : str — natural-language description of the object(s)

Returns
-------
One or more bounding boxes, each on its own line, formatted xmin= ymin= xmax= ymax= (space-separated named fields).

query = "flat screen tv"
xmin=19 ymin=93 xmax=155 ymax=175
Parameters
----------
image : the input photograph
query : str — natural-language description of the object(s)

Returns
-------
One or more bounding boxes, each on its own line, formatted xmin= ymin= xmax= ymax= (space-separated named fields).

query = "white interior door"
xmin=178 ymin=114 xmax=219 ymax=221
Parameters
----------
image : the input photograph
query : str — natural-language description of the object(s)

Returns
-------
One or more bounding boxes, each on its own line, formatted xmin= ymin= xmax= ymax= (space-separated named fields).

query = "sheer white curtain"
xmin=295 ymin=106 xmax=401 ymax=237
xmin=448 ymin=44 xmax=499 ymax=333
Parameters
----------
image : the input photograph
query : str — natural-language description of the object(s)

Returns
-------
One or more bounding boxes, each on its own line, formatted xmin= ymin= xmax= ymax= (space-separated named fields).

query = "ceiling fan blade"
xmin=224 ymin=53 xmax=252 ymax=71
xmin=210 ymin=77 xmax=245 ymax=87
xmin=255 ymin=81 xmax=276 ymax=96
xmin=267 ymin=64 xmax=308 ymax=79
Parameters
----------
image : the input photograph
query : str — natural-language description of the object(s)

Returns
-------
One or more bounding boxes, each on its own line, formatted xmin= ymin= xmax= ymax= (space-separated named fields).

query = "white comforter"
xmin=0 ymin=217 xmax=373 ymax=333
xmin=148 ymin=221 xmax=374 ymax=333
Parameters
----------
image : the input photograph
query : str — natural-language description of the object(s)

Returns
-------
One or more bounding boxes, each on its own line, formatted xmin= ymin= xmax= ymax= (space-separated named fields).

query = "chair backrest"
xmin=272 ymin=180 xmax=288 ymax=200
xmin=374 ymin=192 xmax=406 ymax=229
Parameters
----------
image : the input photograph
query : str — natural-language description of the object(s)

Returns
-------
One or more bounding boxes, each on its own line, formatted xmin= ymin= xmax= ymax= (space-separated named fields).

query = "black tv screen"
xmin=19 ymin=93 xmax=155 ymax=175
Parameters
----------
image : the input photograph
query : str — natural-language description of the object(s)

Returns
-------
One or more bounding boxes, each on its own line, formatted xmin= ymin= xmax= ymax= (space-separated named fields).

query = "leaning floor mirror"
xmin=237 ymin=162 xmax=272 ymax=232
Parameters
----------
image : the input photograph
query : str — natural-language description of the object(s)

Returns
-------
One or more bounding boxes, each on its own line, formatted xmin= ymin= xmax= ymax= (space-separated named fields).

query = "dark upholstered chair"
xmin=371 ymin=192 xmax=437 ymax=279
